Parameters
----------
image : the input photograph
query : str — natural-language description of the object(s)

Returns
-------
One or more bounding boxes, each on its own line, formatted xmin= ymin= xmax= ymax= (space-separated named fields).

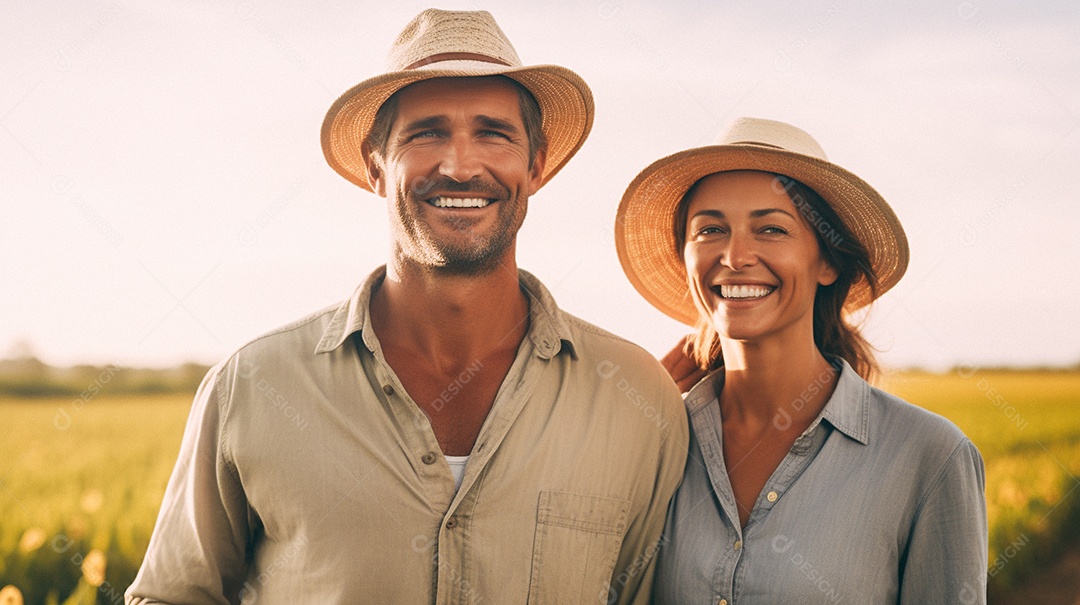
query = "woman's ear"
xmin=818 ymin=260 xmax=839 ymax=286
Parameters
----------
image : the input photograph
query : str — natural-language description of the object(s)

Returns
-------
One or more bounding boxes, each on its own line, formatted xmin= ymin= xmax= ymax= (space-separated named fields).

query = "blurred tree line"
xmin=0 ymin=341 xmax=209 ymax=398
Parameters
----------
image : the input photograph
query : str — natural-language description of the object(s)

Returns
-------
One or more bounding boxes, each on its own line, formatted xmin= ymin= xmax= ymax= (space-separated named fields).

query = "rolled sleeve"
xmin=900 ymin=439 xmax=988 ymax=605
xmin=126 ymin=364 xmax=253 ymax=605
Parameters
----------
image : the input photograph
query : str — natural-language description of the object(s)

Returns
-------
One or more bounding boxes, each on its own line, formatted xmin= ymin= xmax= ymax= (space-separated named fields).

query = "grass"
xmin=1 ymin=370 xmax=1078 ymax=602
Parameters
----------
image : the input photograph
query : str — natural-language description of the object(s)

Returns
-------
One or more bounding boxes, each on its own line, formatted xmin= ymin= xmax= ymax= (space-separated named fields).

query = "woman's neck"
xmin=718 ymin=336 xmax=838 ymax=432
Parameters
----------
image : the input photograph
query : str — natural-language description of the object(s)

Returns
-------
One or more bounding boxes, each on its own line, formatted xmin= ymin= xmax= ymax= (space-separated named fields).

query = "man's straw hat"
xmin=615 ymin=117 xmax=909 ymax=325
xmin=322 ymin=9 xmax=594 ymax=192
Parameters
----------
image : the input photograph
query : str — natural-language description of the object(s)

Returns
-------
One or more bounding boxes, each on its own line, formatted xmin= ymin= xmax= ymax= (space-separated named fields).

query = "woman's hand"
xmin=660 ymin=335 xmax=708 ymax=394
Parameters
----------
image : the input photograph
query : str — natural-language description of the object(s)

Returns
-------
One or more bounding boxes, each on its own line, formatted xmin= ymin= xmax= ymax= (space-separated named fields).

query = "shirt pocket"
xmin=527 ymin=490 xmax=631 ymax=605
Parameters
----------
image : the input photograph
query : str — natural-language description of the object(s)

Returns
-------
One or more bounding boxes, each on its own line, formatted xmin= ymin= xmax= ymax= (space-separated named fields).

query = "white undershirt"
xmin=445 ymin=455 xmax=470 ymax=491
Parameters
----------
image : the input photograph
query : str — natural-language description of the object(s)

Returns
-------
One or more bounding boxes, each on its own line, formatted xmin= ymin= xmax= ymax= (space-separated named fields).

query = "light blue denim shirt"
xmin=654 ymin=358 xmax=988 ymax=605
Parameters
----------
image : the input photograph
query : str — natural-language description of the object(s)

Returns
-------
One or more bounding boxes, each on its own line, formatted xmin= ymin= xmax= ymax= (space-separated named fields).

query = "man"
xmin=127 ymin=9 xmax=687 ymax=604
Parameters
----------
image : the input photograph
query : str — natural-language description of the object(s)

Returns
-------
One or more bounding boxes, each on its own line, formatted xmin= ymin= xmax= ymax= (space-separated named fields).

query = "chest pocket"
xmin=527 ymin=490 xmax=631 ymax=604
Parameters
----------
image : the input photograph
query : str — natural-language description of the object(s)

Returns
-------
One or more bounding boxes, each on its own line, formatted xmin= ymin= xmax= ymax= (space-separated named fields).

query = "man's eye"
xmin=480 ymin=130 xmax=511 ymax=139
xmin=406 ymin=130 xmax=441 ymax=141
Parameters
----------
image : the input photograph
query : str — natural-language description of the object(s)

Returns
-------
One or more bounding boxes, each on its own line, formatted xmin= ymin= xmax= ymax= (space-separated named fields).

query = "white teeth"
xmin=431 ymin=197 xmax=491 ymax=208
xmin=720 ymin=284 xmax=774 ymax=299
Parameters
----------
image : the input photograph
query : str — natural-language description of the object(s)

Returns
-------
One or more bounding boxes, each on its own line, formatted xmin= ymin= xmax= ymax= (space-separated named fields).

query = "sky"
xmin=1 ymin=1 xmax=1078 ymax=371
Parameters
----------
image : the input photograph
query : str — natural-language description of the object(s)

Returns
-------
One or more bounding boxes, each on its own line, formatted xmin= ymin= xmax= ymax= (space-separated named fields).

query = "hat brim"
xmin=322 ymin=60 xmax=594 ymax=192
xmin=615 ymin=144 xmax=909 ymax=325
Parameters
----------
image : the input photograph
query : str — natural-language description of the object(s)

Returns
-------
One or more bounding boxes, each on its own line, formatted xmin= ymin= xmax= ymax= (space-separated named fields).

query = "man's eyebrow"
xmin=399 ymin=115 xmax=447 ymax=132
xmin=475 ymin=115 xmax=520 ymax=133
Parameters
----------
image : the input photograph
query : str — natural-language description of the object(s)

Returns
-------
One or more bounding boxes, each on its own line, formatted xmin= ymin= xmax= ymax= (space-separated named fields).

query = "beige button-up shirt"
xmin=127 ymin=267 xmax=689 ymax=604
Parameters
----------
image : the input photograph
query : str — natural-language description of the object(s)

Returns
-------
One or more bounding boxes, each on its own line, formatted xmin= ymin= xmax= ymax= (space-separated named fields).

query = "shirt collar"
xmin=682 ymin=356 xmax=870 ymax=446
xmin=314 ymin=265 xmax=577 ymax=359
xmin=313 ymin=267 xmax=383 ymax=355
xmin=819 ymin=357 xmax=870 ymax=445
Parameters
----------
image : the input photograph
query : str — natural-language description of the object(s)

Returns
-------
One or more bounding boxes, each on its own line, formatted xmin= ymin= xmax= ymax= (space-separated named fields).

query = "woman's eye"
xmin=692 ymin=226 xmax=724 ymax=238
xmin=762 ymin=226 xmax=788 ymax=235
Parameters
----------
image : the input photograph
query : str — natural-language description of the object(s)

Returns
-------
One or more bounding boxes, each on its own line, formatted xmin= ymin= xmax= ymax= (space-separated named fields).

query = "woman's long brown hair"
xmin=674 ymin=172 xmax=881 ymax=381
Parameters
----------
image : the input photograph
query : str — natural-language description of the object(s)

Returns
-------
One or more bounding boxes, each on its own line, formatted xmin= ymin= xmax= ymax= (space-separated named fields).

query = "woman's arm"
xmin=899 ymin=439 xmax=988 ymax=604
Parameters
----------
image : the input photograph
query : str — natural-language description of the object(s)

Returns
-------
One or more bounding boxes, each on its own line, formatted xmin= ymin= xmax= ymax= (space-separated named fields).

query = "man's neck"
xmin=371 ymin=256 xmax=530 ymax=370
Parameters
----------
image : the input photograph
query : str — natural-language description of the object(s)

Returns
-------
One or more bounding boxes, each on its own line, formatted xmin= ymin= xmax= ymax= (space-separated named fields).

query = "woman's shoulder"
xmin=864 ymin=382 xmax=979 ymax=467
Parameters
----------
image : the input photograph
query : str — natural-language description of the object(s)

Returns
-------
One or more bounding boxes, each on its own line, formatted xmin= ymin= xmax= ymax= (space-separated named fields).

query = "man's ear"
xmin=526 ymin=148 xmax=547 ymax=196
xmin=361 ymin=142 xmax=386 ymax=196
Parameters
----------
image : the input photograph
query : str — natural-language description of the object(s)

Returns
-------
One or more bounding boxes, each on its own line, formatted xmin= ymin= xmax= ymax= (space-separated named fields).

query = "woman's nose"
xmin=722 ymin=232 xmax=757 ymax=270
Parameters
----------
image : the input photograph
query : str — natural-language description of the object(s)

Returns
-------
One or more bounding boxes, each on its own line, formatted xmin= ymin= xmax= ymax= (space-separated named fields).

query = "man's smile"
xmin=429 ymin=196 xmax=494 ymax=208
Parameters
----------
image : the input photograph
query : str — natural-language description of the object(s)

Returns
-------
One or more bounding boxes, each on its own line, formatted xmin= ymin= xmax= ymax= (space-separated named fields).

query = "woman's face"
xmin=683 ymin=170 xmax=837 ymax=344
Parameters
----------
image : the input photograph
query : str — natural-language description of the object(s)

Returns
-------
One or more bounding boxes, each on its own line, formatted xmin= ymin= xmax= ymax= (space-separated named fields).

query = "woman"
xmin=615 ymin=117 xmax=987 ymax=604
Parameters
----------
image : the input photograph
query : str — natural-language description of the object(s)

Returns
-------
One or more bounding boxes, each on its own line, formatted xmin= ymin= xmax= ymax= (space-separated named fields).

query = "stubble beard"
xmin=392 ymin=178 xmax=527 ymax=276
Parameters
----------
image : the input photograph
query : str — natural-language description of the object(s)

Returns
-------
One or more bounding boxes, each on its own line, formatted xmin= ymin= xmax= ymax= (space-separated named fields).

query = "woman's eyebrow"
xmin=750 ymin=208 xmax=798 ymax=219
xmin=690 ymin=208 xmax=797 ymax=219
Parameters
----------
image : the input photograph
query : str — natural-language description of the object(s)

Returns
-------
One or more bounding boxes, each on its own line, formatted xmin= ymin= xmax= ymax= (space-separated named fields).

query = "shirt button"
xmin=767 ymin=490 xmax=779 ymax=502
xmin=421 ymin=452 xmax=437 ymax=465
xmin=718 ymin=600 xmax=728 ymax=605
xmin=446 ymin=517 xmax=458 ymax=529
xmin=382 ymin=384 xmax=395 ymax=396
xmin=734 ymin=540 xmax=742 ymax=550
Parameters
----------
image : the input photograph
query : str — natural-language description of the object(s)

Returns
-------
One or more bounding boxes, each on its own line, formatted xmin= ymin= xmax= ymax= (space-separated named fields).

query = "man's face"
xmin=364 ymin=77 xmax=546 ymax=275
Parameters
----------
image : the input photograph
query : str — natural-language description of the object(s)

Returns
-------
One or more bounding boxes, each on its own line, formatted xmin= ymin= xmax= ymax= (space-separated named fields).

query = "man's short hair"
xmin=366 ymin=76 xmax=547 ymax=169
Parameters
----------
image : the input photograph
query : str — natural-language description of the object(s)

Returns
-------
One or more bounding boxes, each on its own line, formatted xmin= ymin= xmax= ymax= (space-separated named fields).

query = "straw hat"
xmin=615 ymin=117 xmax=909 ymax=325
xmin=322 ymin=9 xmax=594 ymax=192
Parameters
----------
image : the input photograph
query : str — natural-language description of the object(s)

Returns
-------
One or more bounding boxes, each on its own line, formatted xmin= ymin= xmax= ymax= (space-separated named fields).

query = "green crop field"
xmin=0 ymin=394 xmax=190 ymax=604
xmin=1 ymin=370 xmax=1079 ymax=602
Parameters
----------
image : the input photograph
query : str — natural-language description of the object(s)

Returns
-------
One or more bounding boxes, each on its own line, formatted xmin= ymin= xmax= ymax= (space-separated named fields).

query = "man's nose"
xmin=438 ymin=135 xmax=484 ymax=183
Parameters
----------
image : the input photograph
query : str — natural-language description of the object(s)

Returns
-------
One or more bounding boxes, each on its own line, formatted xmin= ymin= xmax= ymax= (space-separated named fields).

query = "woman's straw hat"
xmin=322 ymin=9 xmax=594 ymax=192
xmin=615 ymin=117 xmax=909 ymax=325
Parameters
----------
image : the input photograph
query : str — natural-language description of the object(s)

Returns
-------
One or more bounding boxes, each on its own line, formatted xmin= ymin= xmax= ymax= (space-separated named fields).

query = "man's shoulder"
xmin=559 ymin=310 xmax=657 ymax=364
xmin=557 ymin=311 xmax=683 ymax=398
xmin=521 ymin=269 xmax=664 ymax=369
xmin=222 ymin=300 xmax=345 ymax=365
xmin=557 ymin=310 xmax=687 ymax=438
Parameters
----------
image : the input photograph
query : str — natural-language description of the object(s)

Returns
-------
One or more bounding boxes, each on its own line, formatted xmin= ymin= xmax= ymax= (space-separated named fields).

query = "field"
xmin=0 ymin=394 xmax=190 ymax=604
xmin=1 ymin=370 xmax=1079 ymax=602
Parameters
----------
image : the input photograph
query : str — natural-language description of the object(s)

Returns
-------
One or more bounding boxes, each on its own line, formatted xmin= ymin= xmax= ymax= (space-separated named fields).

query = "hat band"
xmin=727 ymin=141 xmax=785 ymax=150
xmin=404 ymin=52 xmax=514 ymax=70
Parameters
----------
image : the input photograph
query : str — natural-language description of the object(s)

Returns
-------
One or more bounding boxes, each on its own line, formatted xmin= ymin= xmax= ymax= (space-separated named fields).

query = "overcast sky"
xmin=2 ymin=1 xmax=1078 ymax=370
